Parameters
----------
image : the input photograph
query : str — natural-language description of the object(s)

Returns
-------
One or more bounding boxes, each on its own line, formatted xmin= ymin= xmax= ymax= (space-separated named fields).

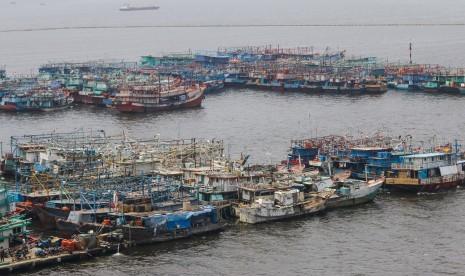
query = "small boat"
xmin=120 ymin=4 xmax=159 ymax=11
xmin=326 ymin=178 xmax=384 ymax=209
xmin=237 ymin=189 xmax=333 ymax=224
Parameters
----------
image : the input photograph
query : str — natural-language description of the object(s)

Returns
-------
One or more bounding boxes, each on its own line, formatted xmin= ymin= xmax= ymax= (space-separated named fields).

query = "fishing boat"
xmin=361 ymin=80 xmax=388 ymax=93
xmin=0 ymin=89 xmax=73 ymax=112
xmin=395 ymin=81 xmax=421 ymax=91
xmin=71 ymin=80 xmax=109 ymax=106
xmin=120 ymin=205 xmax=224 ymax=245
xmin=113 ymin=83 xmax=205 ymax=113
xmin=237 ymin=189 xmax=333 ymax=224
xmin=334 ymin=146 xmax=392 ymax=180
xmin=203 ymin=80 xmax=225 ymax=94
xmin=439 ymin=83 xmax=465 ymax=94
xmin=422 ymin=81 xmax=440 ymax=93
xmin=224 ymin=72 xmax=248 ymax=86
xmin=367 ymin=151 xmax=410 ymax=178
xmin=33 ymin=199 xmax=110 ymax=230
xmin=0 ymin=153 xmax=15 ymax=177
xmin=325 ymin=178 xmax=384 ymax=209
xmin=119 ymin=4 xmax=159 ymax=11
xmin=385 ymin=152 xmax=465 ymax=192
xmin=55 ymin=209 xmax=112 ymax=236
xmin=300 ymin=81 xmax=324 ymax=93
xmin=321 ymin=80 xmax=362 ymax=93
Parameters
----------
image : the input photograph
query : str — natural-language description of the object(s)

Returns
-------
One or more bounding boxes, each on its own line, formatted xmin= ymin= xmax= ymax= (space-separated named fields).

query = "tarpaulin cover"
xmin=144 ymin=206 xmax=217 ymax=230
xmin=166 ymin=213 xmax=191 ymax=230
xmin=143 ymin=214 xmax=167 ymax=229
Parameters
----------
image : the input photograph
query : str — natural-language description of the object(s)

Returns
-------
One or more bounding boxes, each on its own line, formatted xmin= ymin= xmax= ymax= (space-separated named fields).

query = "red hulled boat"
xmin=113 ymin=82 xmax=205 ymax=113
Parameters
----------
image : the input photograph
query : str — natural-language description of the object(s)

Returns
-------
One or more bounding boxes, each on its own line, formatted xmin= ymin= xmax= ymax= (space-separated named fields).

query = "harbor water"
xmin=2 ymin=0 xmax=465 ymax=275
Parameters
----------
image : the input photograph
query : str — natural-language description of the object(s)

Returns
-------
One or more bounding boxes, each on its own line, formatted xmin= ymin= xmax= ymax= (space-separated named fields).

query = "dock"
xmin=0 ymin=246 xmax=117 ymax=274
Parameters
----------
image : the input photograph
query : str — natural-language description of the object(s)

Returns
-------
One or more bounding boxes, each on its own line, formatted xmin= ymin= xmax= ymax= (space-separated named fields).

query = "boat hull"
xmin=72 ymin=93 xmax=106 ymax=106
xmin=33 ymin=205 xmax=69 ymax=229
xmin=122 ymin=223 xmax=225 ymax=245
xmin=0 ymin=104 xmax=69 ymax=112
xmin=439 ymin=86 xmax=460 ymax=94
xmin=326 ymin=180 xmax=383 ymax=209
xmin=115 ymin=90 xmax=204 ymax=113
xmin=56 ymin=219 xmax=113 ymax=237
xmin=384 ymin=179 xmax=460 ymax=193
xmin=204 ymin=82 xmax=225 ymax=94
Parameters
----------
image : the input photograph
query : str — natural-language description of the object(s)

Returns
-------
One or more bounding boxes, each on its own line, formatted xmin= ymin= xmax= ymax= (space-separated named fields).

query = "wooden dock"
xmin=0 ymin=247 xmax=117 ymax=274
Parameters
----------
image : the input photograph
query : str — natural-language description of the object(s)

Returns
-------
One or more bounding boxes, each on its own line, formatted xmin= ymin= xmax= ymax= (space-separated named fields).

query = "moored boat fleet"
xmin=0 ymin=129 xmax=464 ymax=272
xmin=3 ymin=45 xmax=465 ymax=114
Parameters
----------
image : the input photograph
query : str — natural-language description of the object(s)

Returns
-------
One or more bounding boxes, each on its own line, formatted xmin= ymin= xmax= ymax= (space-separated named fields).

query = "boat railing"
xmin=391 ymin=160 xmax=450 ymax=170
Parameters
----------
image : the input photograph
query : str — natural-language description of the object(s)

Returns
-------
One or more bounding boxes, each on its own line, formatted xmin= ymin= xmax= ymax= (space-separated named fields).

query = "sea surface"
xmin=2 ymin=0 xmax=465 ymax=275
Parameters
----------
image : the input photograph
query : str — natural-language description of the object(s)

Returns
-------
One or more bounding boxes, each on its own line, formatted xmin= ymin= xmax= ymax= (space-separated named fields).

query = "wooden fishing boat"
xmin=114 ymin=84 xmax=205 ymax=113
xmin=33 ymin=199 xmax=110 ymax=230
xmin=119 ymin=206 xmax=224 ymax=245
xmin=385 ymin=152 xmax=465 ymax=192
xmin=55 ymin=209 xmax=113 ymax=236
xmin=237 ymin=190 xmax=333 ymax=224
xmin=0 ymin=89 xmax=73 ymax=112
xmin=326 ymin=178 xmax=384 ymax=209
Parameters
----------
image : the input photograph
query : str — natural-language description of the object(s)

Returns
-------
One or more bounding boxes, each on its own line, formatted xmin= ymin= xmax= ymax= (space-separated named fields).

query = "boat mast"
xmin=409 ymin=42 xmax=413 ymax=65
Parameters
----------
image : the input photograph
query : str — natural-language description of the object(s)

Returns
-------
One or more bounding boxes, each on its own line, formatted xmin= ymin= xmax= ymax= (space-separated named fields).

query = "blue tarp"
xmin=143 ymin=213 xmax=190 ymax=230
xmin=166 ymin=213 xmax=191 ymax=230
xmin=143 ymin=206 xmax=217 ymax=230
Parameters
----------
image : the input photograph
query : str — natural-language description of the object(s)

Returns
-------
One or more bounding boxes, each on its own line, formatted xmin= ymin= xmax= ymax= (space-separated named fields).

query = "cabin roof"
xmin=404 ymin=152 xmax=447 ymax=159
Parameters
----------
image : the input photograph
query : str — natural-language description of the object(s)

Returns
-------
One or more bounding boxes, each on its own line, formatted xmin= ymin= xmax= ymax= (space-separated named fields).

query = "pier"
xmin=0 ymin=247 xmax=117 ymax=274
